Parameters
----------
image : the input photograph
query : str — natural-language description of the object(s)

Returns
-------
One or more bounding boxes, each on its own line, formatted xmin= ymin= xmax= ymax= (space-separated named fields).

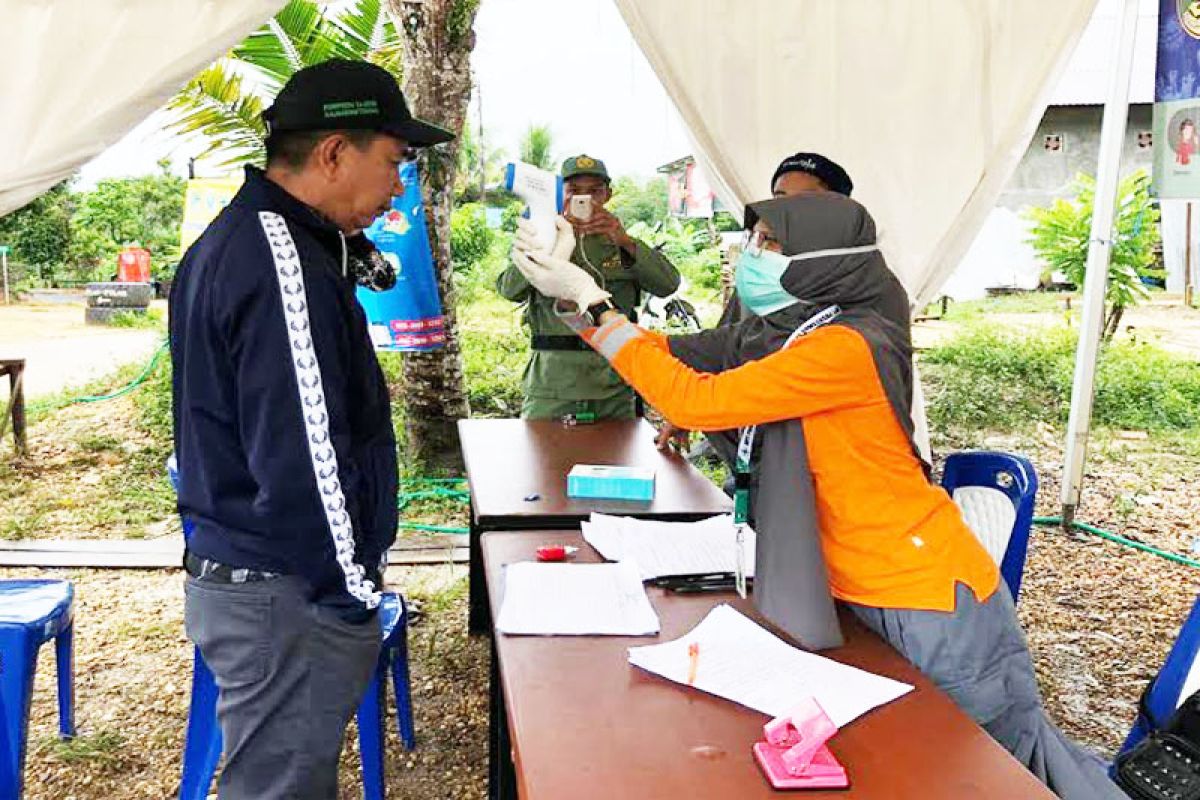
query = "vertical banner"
xmin=1154 ymin=0 xmax=1200 ymax=197
xmin=358 ymin=161 xmax=446 ymax=351
xmin=180 ymin=178 xmax=242 ymax=252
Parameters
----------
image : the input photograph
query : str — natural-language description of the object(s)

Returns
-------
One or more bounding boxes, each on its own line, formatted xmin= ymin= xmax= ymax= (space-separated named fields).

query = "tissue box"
xmin=567 ymin=465 xmax=655 ymax=502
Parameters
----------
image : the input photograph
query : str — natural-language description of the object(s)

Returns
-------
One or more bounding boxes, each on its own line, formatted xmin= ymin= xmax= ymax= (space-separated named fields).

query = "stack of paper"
xmin=582 ymin=513 xmax=756 ymax=580
xmin=496 ymin=561 xmax=660 ymax=636
xmin=628 ymin=604 xmax=912 ymax=726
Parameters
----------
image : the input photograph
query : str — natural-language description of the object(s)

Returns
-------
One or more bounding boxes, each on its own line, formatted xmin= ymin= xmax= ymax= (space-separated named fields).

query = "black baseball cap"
xmin=771 ymin=152 xmax=853 ymax=196
xmin=262 ymin=59 xmax=454 ymax=147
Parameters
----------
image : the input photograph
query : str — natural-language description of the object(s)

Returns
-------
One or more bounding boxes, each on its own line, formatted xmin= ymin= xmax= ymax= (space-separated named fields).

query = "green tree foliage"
xmin=1024 ymin=170 xmax=1163 ymax=340
xmin=627 ymin=217 xmax=722 ymax=292
xmin=608 ymin=176 xmax=669 ymax=228
xmin=0 ymin=182 xmax=75 ymax=283
xmin=449 ymin=202 xmax=494 ymax=271
xmin=518 ymin=124 xmax=555 ymax=171
xmin=165 ymin=0 xmax=402 ymax=168
xmin=70 ymin=162 xmax=186 ymax=279
xmin=454 ymin=122 xmax=508 ymax=203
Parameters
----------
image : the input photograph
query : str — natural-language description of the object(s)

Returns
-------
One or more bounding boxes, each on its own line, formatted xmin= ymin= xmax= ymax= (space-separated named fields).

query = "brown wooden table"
xmin=483 ymin=531 xmax=1056 ymax=800
xmin=0 ymin=359 xmax=26 ymax=455
xmin=458 ymin=418 xmax=731 ymax=631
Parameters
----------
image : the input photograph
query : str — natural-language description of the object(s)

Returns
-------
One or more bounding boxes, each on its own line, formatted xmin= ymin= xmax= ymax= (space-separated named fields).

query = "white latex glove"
xmin=515 ymin=216 xmax=575 ymax=260
xmin=510 ymin=246 xmax=611 ymax=310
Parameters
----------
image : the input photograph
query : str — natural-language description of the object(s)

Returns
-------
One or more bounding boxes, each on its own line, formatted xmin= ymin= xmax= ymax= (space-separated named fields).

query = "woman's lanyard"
xmin=732 ymin=304 xmax=841 ymax=598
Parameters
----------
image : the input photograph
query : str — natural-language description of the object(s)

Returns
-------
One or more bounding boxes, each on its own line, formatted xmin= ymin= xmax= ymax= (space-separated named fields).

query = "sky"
xmin=76 ymin=0 xmax=693 ymax=189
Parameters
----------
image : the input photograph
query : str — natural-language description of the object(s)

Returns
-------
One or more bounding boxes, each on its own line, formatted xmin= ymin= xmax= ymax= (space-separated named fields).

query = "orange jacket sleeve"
xmin=583 ymin=318 xmax=885 ymax=431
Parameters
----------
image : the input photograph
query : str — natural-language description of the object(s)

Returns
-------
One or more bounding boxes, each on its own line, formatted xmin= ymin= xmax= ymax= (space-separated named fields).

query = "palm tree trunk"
xmin=388 ymin=0 xmax=481 ymax=471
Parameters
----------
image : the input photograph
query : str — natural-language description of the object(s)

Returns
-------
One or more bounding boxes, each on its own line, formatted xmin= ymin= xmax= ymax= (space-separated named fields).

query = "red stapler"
xmin=752 ymin=697 xmax=849 ymax=790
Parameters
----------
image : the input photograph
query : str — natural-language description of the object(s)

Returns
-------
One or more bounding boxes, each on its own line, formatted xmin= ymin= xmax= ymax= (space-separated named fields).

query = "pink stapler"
xmin=752 ymin=697 xmax=849 ymax=790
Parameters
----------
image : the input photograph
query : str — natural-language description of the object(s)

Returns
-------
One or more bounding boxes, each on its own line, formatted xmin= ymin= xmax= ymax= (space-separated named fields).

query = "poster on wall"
xmin=1154 ymin=0 xmax=1200 ymax=197
xmin=357 ymin=161 xmax=446 ymax=351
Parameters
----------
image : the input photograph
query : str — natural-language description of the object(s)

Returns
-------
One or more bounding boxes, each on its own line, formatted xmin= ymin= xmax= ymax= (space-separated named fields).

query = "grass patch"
xmin=34 ymin=729 xmax=128 ymax=767
xmin=110 ymin=307 xmax=165 ymax=329
xmin=459 ymin=295 xmax=528 ymax=418
xmin=1 ymin=510 xmax=47 ymax=540
xmin=26 ymin=356 xmax=155 ymax=424
xmin=397 ymin=478 xmax=470 ymax=532
xmin=4 ymin=339 xmax=175 ymax=539
xmin=933 ymin=291 xmax=1071 ymax=322
xmin=406 ymin=572 xmax=471 ymax=660
xmin=110 ymin=618 xmax=179 ymax=642
xmin=922 ymin=324 xmax=1200 ymax=433
xmin=78 ymin=433 xmax=124 ymax=453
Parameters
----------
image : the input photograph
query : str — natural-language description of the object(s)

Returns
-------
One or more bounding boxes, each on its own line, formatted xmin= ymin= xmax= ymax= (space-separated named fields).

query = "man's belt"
xmin=184 ymin=550 xmax=281 ymax=584
xmin=531 ymin=335 xmax=591 ymax=352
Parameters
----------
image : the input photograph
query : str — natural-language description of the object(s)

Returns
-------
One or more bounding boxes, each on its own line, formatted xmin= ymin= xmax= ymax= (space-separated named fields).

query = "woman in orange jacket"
xmin=510 ymin=192 xmax=1122 ymax=800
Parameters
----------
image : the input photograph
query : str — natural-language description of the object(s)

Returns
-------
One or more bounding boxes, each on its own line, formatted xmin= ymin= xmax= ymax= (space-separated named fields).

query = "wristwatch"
xmin=586 ymin=298 xmax=617 ymax=325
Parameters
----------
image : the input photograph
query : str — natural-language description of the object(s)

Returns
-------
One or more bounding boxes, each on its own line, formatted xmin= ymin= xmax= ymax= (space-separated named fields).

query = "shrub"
xmin=921 ymin=324 xmax=1200 ymax=432
xmin=1023 ymin=170 xmax=1163 ymax=340
xmin=449 ymin=202 xmax=494 ymax=272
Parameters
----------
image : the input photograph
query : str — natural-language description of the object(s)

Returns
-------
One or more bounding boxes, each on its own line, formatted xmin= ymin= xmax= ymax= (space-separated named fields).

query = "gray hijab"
xmin=670 ymin=192 xmax=924 ymax=470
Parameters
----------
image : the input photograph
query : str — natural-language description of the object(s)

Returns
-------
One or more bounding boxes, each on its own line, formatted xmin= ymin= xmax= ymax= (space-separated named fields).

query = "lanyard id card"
xmin=730 ymin=305 xmax=840 ymax=599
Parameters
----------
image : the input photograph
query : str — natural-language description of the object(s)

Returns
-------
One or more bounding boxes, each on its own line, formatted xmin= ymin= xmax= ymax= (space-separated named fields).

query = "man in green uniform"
xmin=496 ymin=154 xmax=680 ymax=420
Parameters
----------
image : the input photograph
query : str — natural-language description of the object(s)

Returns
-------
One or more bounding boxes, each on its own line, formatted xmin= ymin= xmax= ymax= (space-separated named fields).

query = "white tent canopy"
xmin=0 ymin=0 xmax=285 ymax=217
xmin=613 ymin=0 xmax=1100 ymax=308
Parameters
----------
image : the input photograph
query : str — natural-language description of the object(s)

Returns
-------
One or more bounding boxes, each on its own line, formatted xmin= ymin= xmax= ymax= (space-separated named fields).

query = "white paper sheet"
xmin=496 ymin=561 xmax=660 ymax=636
xmin=582 ymin=513 xmax=756 ymax=580
xmin=628 ymin=604 xmax=912 ymax=727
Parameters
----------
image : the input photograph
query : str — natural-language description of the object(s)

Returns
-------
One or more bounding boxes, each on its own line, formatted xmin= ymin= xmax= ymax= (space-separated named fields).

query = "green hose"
xmin=29 ymin=337 xmax=169 ymax=412
xmin=398 ymin=478 xmax=470 ymax=535
xmin=74 ymin=338 xmax=169 ymax=403
xmin=1033 ymin=516 xmax=1200 ymax=570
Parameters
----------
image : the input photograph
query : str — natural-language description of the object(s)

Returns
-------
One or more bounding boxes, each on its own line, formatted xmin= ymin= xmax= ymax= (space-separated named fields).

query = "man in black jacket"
xmin=170 ymin=59 xmax=452 ymax=799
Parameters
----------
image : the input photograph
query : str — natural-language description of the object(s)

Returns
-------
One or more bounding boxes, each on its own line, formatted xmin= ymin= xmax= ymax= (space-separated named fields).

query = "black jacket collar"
xmin=234 ymin=166 xmax=344 ymax=255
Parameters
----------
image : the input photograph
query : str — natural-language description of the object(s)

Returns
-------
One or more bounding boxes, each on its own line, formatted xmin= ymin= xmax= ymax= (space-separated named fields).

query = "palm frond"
xmin=163 ymin=0 xmax=407 ymax=170
xmin=329 ymin=0 xmax=403 ymax=75
xmin=164 ymin=62 xmax=267 ymax=168
xmin=232 ymin=0 xmax=326 ymax=90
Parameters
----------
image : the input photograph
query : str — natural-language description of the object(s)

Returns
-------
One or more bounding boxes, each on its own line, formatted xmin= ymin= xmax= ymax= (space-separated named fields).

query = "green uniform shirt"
xmin=496 ymin=233 xmax=680 ymax=408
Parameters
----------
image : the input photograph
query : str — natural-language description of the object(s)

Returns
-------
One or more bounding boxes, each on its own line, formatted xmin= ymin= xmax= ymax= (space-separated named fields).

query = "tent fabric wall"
xmin=0 ymin=0 xmax=285 ymax=218
xmin=613 ymin=0 xmax=1100 ymax=308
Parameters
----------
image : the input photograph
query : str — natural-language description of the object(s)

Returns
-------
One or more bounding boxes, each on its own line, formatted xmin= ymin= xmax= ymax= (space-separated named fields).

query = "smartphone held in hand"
xmin=569 ymin=194 xmax=594 ymax=222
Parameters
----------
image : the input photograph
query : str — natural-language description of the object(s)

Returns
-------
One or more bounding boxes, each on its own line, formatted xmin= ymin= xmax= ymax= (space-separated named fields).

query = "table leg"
xmin=11 ymin=366 xmax=26 ymax=456
xmin=469 ymin=518 xmax=490 ymax=634
xmin=488 ymin=633 xmax=517 ymax=800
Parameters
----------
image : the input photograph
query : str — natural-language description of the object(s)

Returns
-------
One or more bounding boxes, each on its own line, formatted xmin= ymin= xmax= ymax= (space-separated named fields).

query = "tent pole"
xmin=1187 ymin=203 xmax=1194 ymax=307
xmin=1060 ymin=0 xmax=1140 ymax=527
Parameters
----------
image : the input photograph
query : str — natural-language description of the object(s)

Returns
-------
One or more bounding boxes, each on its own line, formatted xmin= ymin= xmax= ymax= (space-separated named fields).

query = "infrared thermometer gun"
xmin=505 ymin=162 xmax=564 ymax=251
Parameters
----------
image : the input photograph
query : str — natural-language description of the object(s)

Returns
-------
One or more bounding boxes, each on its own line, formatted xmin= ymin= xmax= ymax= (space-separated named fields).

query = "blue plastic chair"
xmin=941 ymin=451 xmax=1038 ymax=601
xmin=167 ymin=457 xmax=415 ymax=800
xmin=0 ymin=580 xmax=75 ymax=798
xmin=1118 ymin=593 xmax=1200 ymax=755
